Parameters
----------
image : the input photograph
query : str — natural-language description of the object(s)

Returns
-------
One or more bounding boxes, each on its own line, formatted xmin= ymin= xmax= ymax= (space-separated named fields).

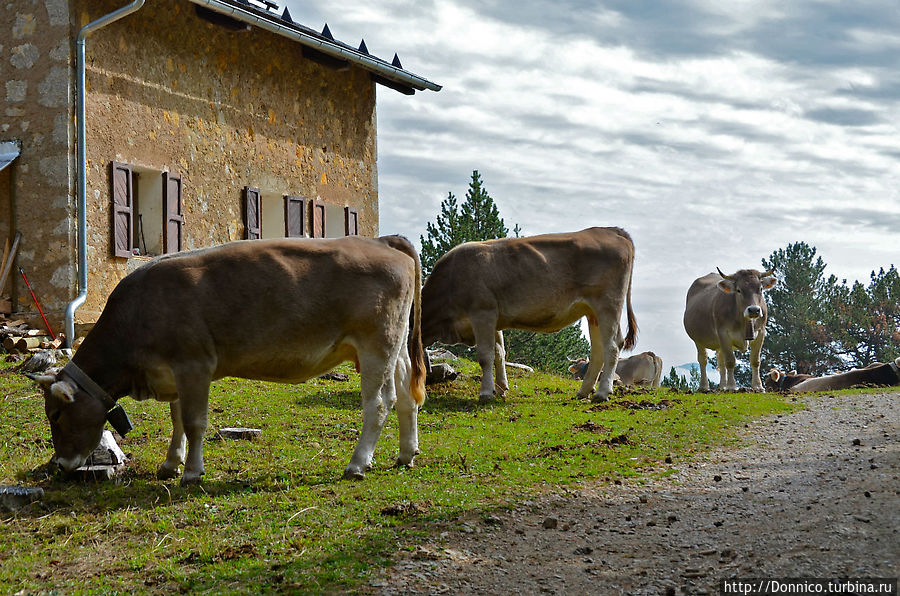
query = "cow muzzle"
xmin=744 ymin=305 xmax=762 ymax=319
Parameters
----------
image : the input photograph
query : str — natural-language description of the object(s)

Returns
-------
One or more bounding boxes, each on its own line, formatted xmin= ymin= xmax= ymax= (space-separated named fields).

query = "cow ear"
xmin=761 ymin=275 xmax=777 ymax=290
xmin=27 ymin=373 xmax=58 ymax=389
xmin=767 ymin=369 xmax=779 ymax=381
xmin=717 ymin=279 xmax=735 ymax=293
xmin=50 ymin=380 xmax=77 ymax=403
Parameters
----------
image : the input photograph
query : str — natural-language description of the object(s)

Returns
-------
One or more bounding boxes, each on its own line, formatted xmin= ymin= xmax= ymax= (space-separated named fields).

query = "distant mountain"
xmin=673 ymin=362 xmax=721 ymax=383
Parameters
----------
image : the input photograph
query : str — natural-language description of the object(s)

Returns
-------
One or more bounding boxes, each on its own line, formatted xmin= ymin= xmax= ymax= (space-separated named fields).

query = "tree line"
xmin=420 ymin=172 xmax=900 ymax=381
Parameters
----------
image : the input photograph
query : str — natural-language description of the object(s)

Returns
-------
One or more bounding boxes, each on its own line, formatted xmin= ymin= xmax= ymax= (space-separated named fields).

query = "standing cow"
xmin=683 ymin=268 xmax=776 ymax=391
xmin=422 ymin=227 xmax=637 ymax=403
xmin=31 ymin=236 xmax=426 ymax=483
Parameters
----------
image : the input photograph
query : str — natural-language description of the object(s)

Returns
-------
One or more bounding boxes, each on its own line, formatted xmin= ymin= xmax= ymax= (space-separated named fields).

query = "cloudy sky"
xmin=284 ymin=0 xmax=899 ymax=370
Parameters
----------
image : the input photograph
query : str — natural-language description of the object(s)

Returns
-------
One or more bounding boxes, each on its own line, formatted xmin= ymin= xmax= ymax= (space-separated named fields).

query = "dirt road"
xmin=366 ymin=391 xmax=899 ymax=595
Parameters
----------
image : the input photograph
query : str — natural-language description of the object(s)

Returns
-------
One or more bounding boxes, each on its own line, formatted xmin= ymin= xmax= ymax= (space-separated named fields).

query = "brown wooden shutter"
xmin=163 ymin=172 xmax=183 ymax=253
xmin=284 ymin=195 xmax=306 ymax=237
xmin=344 ymin=207 xmax=359 ymax=236
xmin=111 ymin=161 xmax=133 ymax=258
xmin=311 ymin=199 xmax=326 ymax=238
xmin=243 ymin=186 xmax=261 ymax=239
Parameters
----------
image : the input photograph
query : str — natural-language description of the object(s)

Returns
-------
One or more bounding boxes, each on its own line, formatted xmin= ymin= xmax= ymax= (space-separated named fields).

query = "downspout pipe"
xmin=65 ymin=0 xmax=145 ymax=348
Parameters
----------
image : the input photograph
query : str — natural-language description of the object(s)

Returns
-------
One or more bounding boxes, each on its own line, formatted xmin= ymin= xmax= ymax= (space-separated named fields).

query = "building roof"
xmin=189 ymin=0 xmax=441 ymax=95
xmin=0 ymin=141 xmax=20 ymax=173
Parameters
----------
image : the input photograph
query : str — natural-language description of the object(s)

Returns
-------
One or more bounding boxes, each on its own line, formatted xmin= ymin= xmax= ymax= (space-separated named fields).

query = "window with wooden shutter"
xmin=284 ymin=195 xmax=306 ymax=237
xmin=345 ymin=207 xmax=359 ymax=236
xmin=311 ymin=200 xmax=326 ymax=238
xmin=111 ymin=162 xmax=133 ymax=258
xmin=163 ymin=172 xmax=183 ymax=253
xmin=243 ymin=186 xmax=261 ymax=239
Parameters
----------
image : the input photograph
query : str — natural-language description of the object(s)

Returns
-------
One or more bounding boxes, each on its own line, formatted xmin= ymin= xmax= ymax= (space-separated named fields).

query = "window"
xmin=111 ymin=161 xmax=182 ymax=257
xmin=243 ymin=187 xmax=307 ymax=239
xmin=243 ymin=187 xmax=359 ymax=239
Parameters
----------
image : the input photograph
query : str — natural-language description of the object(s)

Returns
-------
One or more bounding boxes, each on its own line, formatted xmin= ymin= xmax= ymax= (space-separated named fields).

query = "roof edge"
xmin=188 ymin=0 xmax=441 ymax=93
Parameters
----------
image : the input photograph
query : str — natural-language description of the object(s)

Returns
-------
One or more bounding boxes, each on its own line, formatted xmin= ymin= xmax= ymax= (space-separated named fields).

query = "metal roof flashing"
xmin=188 ymin=0 xmax=441 ymax=94
xmin=0 ymin=141 xmax=21 ymax=173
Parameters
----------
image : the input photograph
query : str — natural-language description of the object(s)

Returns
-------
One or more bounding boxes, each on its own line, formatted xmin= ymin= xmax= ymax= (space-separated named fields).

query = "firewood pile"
xmin=0 ymin=319 xmax=63 ymax=356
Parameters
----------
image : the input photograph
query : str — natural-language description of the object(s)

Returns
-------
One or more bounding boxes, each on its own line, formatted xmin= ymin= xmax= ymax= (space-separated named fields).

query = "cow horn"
xmin=716 ymin=267 xmax=733 ymax=281
xmin=762 ymin=267 xmax=776 ymax=278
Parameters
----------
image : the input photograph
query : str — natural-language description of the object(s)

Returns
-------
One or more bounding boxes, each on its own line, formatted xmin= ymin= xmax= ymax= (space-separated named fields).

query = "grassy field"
xmin=0 ymin=356 xmax=798 ymax=593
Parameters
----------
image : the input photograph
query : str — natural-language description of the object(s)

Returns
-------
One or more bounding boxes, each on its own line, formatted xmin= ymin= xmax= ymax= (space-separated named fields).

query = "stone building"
xmin=0 ymin=0 xmax=439 ymax=342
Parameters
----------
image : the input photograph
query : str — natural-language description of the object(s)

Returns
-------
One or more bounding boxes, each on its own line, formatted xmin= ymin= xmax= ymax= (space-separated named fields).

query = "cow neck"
xmin=69 ymin=346 xmax=131 ymax=402
xmin=890 ymin=360 xmax=900 ymax=382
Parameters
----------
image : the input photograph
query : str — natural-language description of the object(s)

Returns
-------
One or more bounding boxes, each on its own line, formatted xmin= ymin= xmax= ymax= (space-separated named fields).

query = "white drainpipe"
xmin=65 ymin=0 xmax=145 ymax=348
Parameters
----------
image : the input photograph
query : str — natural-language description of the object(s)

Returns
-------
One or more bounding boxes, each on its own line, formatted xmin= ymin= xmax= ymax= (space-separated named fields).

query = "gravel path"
xmin=365 ymin=390 xmax=899 ymax=595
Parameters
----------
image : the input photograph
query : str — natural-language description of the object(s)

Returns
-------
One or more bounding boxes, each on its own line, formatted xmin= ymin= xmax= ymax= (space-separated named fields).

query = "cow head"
xmin=716 ymin=267 xmax=776 ymax=321
xmin=30 ymin=370 xmax=107 ymax=472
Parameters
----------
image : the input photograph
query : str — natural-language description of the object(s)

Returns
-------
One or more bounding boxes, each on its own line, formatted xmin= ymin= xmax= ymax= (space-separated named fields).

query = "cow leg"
xmin=493 ymin=330 xmax=509 ymax=397
xmin=749 ymin=330 xmax=765 ymax=391
xmin=393 ymin=351 xmax=419 ymax=468
xmin=471 ymin=316 xmax=499 ymax=402
xmin=697 ymin=346 xmax=710 ymax=392
xmin=719 ymin=346 xmax=737 ymax=391
xmin=344 ymin=352 xmax=395 ymax=479
xmin=174 ymin=375 xmax=212 ymax=485
xmin=586 ymin=313 xmax=620 ymax=402
xmin=576 ymin=321 xmax=605 ymax=399
xmin=157 ymin=400 xmax=186 ymax=480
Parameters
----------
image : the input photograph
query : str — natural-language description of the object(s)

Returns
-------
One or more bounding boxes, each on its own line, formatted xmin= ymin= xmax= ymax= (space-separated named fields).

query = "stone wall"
xmin=0 ymin=0 xmax=75 ymax=326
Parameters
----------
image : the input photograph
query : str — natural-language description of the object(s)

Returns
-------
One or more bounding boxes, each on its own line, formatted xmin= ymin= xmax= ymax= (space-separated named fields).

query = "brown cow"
xmin=788 ymin=358 xmax=900 ymax=392
xmin=683 ymin=268 xmax=777 ymax=391
xmin=31 ymin=236 xmax=426 ymax=483
xmin=422 ymin=227 xmax=637 ymax=403
xmin=764 ymin=368 xmax=813 ymax=392
xmin=568 ymin=351 xmax=662 ymax=387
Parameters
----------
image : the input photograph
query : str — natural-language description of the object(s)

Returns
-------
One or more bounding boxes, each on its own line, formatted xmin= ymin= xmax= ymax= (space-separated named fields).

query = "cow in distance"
xmin=683 ymin=267 xmax=777 ymax=392
xmin=31 ymin=236 xmax=427 ymax=484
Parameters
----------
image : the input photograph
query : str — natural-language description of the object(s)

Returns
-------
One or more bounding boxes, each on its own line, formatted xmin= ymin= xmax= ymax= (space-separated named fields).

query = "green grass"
xmin=0 ymin=357 xmax=799 ymax=593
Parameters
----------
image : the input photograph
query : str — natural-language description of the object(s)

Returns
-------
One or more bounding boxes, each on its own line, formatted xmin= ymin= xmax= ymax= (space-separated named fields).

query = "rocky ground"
xmin=364 ymin=390 xmax=899 ymax=595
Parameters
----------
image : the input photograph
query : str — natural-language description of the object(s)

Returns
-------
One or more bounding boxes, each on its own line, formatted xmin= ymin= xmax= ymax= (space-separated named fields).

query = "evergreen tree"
xmin=420 ymin=171 xmax=507 ymax=277
xmin=830 ymin=266 xmax=900 ymax=366
xmin=661 ymin=366 xmax=691 ymax=392
xmin=761 ymin=242 xmax=842 ymax=374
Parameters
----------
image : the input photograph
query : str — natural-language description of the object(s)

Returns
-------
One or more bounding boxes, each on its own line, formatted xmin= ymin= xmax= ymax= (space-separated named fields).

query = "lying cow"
xmin=683 ymin=267 xmax=777 ymax=392
xmin=788 ymin=358 xmax=900 ymax=392
xmin=568 ymin=351 xmax=662 ymax=387
xmin=31 ymin=236 xmax=426 ymax=484
xmin=764 ymin=368 xmax=813 ymax=392
xmin=422 ymin=227 xmax=637 ymax=403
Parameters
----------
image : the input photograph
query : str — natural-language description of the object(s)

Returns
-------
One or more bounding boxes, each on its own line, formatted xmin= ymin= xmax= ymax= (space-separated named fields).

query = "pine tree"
xmin=420 ymin=171 xmax=507 ymax=277
xmin=762 ymin=242 xmax=842 ymax=374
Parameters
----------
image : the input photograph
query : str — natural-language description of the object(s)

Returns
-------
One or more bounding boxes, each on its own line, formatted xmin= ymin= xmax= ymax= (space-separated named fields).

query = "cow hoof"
xmin=180 ymin=473 xmax=203 ymax=486
xmin=478 ymin=393 xmax=497 ymax=404
xmin=342 ymin=468 xmax=366 ymax=481
xmin=394 ymin=457 xmax=415 ymax=469
xmin=157 ymin=464 xmax=180 ymax=480
xmin=590 ymin=394 xmax=610 ymax=404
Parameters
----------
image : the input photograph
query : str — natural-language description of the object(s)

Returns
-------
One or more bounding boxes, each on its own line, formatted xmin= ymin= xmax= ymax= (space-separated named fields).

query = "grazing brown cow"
xmin=422 ymin=227 xmax=637 ymax=402
xmin=788 ymin=358 xmax=900 ymax=392
xmin=764 ymin=368 xmax=813 ymax=392
xmin=683 ymin=268 xmax=777 ymax=391
xmin=568 ymin=351 xmax=662 ymax=387
xmin=31 ymin=236 xmax=426 ymax=483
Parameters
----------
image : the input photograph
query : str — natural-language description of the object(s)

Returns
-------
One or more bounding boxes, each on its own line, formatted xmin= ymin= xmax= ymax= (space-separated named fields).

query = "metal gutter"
xmin=189 ymin=0 xmax=442 ymax=92
xmin=65 ymin=0 xmax=146 ymax=348
xmin=0 ymin=140 xmax=20 ymax=173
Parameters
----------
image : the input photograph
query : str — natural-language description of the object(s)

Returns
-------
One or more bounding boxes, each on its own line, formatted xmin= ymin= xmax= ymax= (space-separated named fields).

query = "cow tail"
xmin=623 ymin=252 xmax=638 ymax=351
xmin=409 ymin=247 xmax=427 ymax=405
